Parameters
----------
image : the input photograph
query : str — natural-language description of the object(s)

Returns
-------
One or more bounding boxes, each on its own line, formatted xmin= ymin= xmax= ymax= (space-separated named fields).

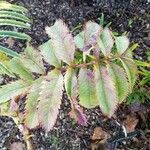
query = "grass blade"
xmin=0 ymin=45 xmax=19 ymax=57
xmin=0 ymin=10 xmax=30 ymax=22
xmin=0 ymin=31 xmax=31 ymax=41
xmin=0 ymin=19 xmax=30 ymax=29
xmin=0 ymin=2 xmax=28 ymax=12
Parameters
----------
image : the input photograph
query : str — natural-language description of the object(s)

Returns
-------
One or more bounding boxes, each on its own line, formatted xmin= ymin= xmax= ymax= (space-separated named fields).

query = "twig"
xmin=107 ymin=130 xmax=140 ymax=144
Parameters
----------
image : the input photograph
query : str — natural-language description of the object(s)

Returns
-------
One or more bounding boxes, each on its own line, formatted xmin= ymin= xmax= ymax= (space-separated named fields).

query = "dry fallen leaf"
xmin=91 ymin=142 xmax=109 ymax=150
xmin=91 ymin=127 xmax=110 ymax=150
xmin=92 ymin=127 xmax=110 ymax=141
xmin=124 ymin=114 xmax=139 ymax=133
xmin=10 ymin=142 xmax=24 ymax=150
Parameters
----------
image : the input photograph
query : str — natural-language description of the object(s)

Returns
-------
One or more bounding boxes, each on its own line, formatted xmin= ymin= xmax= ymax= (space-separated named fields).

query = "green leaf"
xmin=74 ymin=31 xmax=84 ymax=49
xmin=64 ymin=67 xmax=77 ymax=100
xmin=128 ymin=43 xmax=138 ymax=52
xmin=8 ymin=57 xmax=33 ymax=81
xmin=141 ymin=76 xmax=150 ymax=85
xmin=0 ymin=62 xmax=15 ymax=77
xmin=79 ymin=68 xmax=98 ymax=108
xmin=99 ymin=13 xmax=104 ymax=27
xmin=140 ymin=68 xmax=150 ymax=76
xmin=38 ymin=69 xmax=63 ymax=131
xmin=94 ymin=65 xmax=118 ymax=117
xmin=135 ymin=60 xmax=150 ymax=67
xmin=0 ymin=10 xmax=30 ymax=22
xmin=0 ymin=80 xmax=30 ymax=104
xmin=107 ymin=63 xmax=129 ymax=102
xmin=115 ymin=36 xmax=129 ymax=55
xmin=0 ymin=19 xmax=30 ymax=29
xmin=0 ymin=2 xmax=28 ymax=12
xmin=0 ymin=45 xmax=19 ymax=57
xmin=97 ymin=28 xmax=114 ymax=56
xmin=120 ymin=59 xmax=137 ymax=90
xmin=138 ymin=68 xmax=150 ymax=85
xmin=24 ymin=91 xmax=39 ymax=128
xmin=21 ymin=44 xmax=45 ymax=74
xmin=0 ymin=31 xmax=31 ymax=41
xmin=39 ymin=40 xmax=61 ymax=68
xmin=45 ymin=19 xmax=75 ymax=64
xmin=84 ymin=21 xmax=101 ymax=42
xmin=24 ymin=78 xmax=43 ymax=129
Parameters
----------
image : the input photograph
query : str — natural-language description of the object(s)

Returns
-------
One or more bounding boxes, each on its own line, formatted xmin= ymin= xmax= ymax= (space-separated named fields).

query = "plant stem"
xmin=57 ymin=54 xmax=121 ymax=73
xmin=58 ymin=61 xmax=96 ymax=72
xmin=24 ymin=135 xmax=34 ymax=150
xmin=18 ymin=124 xmax=35 ymax=150
xmin=72 ymin=61 xmax=96 ymax=68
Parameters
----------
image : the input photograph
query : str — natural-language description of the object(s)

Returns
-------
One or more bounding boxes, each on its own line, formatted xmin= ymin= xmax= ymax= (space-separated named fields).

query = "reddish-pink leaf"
xmin=81 ymin=21 xmax=102 ymax=52
xmin=69 ymin=103 xmax=87 ymax=126
xmin=10 ymin=99 xmax=19 ymax=112
xmin=24 ymin=78 xmax=44 ymax=129
xmin=123 ymin=114 xmax=139 ymax=133
xmin=38 ymin=70 xmax=63 ymax=132
xmin=45 ymin=20 xmax=75 ymax=64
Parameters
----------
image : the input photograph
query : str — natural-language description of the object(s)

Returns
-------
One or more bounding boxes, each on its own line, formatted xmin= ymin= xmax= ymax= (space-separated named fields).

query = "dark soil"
xmin=0 ymin=0 xmax=150 ymax=150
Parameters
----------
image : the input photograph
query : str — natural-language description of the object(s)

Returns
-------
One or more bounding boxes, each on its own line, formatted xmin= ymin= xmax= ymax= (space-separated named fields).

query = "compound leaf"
xmin=79 ymin=68 xmax=98 ymax=108
xmin=38 ymin=69 xmax=63 ymax=132
xmin=45 ymin=20 xmax=75 ymax=64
